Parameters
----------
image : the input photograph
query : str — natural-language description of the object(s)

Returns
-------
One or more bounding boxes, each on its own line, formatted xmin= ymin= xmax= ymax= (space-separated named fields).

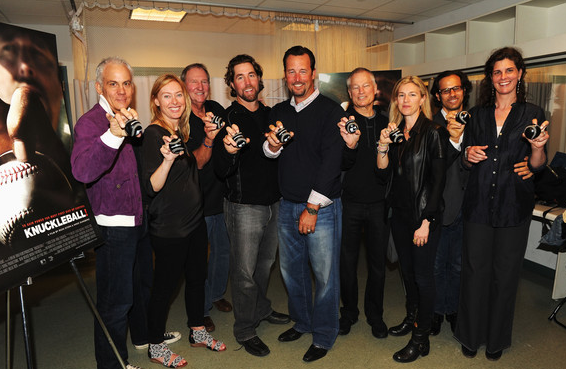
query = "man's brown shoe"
xmin=203 ymin=316 xmax=215 ymax=332
xmin=213 ymin=298 xmax=232 ymax=312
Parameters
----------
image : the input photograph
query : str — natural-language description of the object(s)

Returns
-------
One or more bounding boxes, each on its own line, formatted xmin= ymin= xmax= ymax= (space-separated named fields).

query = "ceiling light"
xmin=130 ymin=8 xmax=186 ymax=23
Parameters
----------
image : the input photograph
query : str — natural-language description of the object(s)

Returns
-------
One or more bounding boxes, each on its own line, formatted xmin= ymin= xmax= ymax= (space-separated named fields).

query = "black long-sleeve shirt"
xmin=268 ymin=94 xmax=346 ymax=203
xmin=185 ymin=100 xmax=226 ymax=216
xmin=341 ymin=106 xmax=388 ymax=204
xmin=213 ymin=101 xmax=280 ymax=205
xmin=462 ymin=102 xmax=546 ymax=227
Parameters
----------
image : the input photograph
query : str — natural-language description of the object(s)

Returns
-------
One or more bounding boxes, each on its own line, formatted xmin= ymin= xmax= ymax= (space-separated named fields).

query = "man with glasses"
xmin=429 ymin=70 xmax=471 ymax=336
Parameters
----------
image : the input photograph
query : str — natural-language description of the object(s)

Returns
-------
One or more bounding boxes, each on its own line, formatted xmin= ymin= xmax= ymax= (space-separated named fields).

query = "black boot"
xmin=393 ymin=329 xmax=430 ymax=363
xmin=388 ymin=309 xmax=417 ymax=336
xmin=430 ymin=313 xmax=443 ymax=336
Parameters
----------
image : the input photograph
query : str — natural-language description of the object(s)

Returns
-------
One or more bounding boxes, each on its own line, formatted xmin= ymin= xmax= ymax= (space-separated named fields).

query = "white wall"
xmin=86 ymin=26 xmax=279 ymax=80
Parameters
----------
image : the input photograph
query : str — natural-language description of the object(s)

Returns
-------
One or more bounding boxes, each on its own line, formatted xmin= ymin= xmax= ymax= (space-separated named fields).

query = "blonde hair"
xmin=388 ymin=76 xmax=432 ymax=125
xmin=150 ymin=74 xmax=191 ymax=141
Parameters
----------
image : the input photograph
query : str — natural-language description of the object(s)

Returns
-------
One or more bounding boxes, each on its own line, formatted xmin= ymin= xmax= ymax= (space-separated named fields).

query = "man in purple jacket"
xmin=71 ymin=57 xmax=178 ymax=369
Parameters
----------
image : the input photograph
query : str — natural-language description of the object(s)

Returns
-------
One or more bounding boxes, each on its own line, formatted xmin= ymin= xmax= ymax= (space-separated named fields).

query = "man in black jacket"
xmin=429 ymin=70 xmax=471 ymax=336
xmin=213 ymin=54 xmax=290 ymax=358
xmin=336 ymin=68 xmax=390 ymax=339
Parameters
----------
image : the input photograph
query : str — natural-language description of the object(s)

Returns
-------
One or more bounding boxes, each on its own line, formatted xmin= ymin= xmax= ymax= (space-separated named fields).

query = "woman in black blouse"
xmin=142 ymin=74 xmax=226 ymax=368
xmin=456 ymin=47 xmax=549 ymax=361
xmin=377 ymin=76 xmax=447 ymax=363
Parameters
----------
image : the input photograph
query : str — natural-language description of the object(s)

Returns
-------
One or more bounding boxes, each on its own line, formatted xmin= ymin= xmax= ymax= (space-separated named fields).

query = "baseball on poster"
xmin=0 ymin=22 xmax=103 ymax=292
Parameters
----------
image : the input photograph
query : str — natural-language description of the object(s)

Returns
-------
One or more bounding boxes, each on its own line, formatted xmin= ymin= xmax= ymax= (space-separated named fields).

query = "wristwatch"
xmin=306 ymin=207 xmax=319 ymax=215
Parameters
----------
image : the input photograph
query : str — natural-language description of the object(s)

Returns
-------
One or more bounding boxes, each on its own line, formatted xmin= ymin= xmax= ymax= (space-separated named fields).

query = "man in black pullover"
xmin=213 ymin=54 xmax=290 ymax=358
xmin=336 ymin=68 xmax=390 ymax=339
xmin=264 ymin=46 xmax=346 ymax=363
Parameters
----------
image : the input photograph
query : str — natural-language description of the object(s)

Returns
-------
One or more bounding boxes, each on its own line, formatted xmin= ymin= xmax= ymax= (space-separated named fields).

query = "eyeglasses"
xmin=439 ymin=86 xmax=463 ymax=95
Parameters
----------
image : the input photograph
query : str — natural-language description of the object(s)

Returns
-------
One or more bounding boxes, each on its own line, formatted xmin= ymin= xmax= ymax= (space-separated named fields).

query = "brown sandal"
xmin=148 ymin=342 xmax=187 ymax=368
xmin=189 ymin=327 xmax=226 ymax=351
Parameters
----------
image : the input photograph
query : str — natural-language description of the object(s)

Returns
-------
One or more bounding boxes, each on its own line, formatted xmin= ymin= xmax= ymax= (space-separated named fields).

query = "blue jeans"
xmin=204 ymin=213 xmax=231 ymax=313
xmin=95 ymin=225 xmax=142 ymax=369
xmin=224 ymin=200 xmax=279 ymax=342
xmin=434 ymin=212 xmax=463 ymax=315
xmin=278 ymin=198 xmax=342 ymax=350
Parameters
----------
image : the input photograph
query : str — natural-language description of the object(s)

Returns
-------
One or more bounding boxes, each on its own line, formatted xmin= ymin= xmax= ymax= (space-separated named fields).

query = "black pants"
xmin=455 ymin=219 xmax=530 ymax=352
xmin=390 ymin=209 xmax=441 ymax=331
xmin=340 ymin=200 xmax=389 ymax=326
xmin=147 ymin=221 xmax=208 ymax=343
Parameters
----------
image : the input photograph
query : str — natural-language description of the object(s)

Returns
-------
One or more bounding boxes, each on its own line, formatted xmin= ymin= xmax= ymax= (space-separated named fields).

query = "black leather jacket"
xmin=378 ymin=113 xmax=448 ymax=229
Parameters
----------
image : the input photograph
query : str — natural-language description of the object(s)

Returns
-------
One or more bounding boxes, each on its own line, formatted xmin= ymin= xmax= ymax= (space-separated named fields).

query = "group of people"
xmin=69 ymin=44 xmax=549 ymax=369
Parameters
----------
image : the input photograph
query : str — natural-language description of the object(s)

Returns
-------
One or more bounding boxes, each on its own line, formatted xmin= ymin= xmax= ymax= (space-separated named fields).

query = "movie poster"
xmin=318 ymin=70 xmax=402 ymax=114
xmin=0 ymin=23 xmax=103 ymax=292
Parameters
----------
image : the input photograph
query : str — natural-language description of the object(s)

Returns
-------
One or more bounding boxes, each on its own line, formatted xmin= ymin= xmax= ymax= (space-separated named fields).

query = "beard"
xmin=238 ymin=87 xmax=259 ymax=103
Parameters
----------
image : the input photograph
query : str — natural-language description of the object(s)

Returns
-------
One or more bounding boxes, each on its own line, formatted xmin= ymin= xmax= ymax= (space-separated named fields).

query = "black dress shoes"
xmin=430 ymin=313 xmax=443 ymax=336
xmin=485 ymin=350 xmax=502 ymax=361
xmin=239 ymin=336 xmax=270 ymax=357
xmin=302 ymin=344 xmax=327 ymax=362
xmin=338 ymin=317 xmax=357 ymax=335
xmin=263 ymin=311 xmax=291 ymax=325
xmin=278 ymin=327 xmax=303 ymax=342
xmin=461 ymin=345 xmax=477 ymax=358
xmin=445 ymin=312 xmax=457 ymax=333
xmin=371 ymin=320 xmax=388 ymax=339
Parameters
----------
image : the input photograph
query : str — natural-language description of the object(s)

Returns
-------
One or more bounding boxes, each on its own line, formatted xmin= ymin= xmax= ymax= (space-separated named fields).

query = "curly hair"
xmin=478 ymin=47 xmax=526 ymax=107
xmin=224 ymin=54 xmax=264 ymax=97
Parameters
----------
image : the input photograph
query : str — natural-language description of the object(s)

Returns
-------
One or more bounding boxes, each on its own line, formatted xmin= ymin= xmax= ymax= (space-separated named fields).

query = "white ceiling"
xmin=1 ymin=0 xmax=488 ymax=34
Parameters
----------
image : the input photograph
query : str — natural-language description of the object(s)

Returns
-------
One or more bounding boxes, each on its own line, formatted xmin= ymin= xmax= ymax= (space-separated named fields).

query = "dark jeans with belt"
xmin=340 ymin=200 xmax=389 ymax=327
xmin=390 ymin=209 xmax=441 ymax=331
xmin=147 ymin=221 xmax=208 ymax=343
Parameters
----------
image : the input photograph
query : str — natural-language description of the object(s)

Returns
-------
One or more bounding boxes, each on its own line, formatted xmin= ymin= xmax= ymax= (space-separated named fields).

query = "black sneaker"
xmin=133 ymin=331 xmax=181 ymax=350
xmin=239 ymin=336 xmax=270 ymax=357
